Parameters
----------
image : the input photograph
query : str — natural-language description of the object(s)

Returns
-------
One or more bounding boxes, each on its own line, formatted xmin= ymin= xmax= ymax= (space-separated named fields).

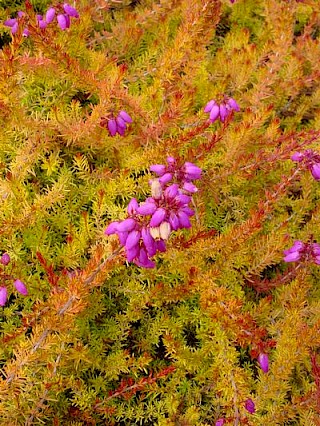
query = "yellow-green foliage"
xmin=0 ymin=0 xmax=320 ymax=424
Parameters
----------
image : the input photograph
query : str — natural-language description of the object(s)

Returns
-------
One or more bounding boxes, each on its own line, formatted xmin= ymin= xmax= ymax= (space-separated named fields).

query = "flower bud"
xmin=46 ymin=7 xmax=56 ymax=23
xmin=0 ymin=253 xmax=10 ymax=266
xmin=244 ymin=398 xmax=255 ymax=414
xmin=258 ymin=353 xmax=269 ymax=373
xmin=14 ymin=279 xmax=28 ymax=296
xmin=0 ymin=286 xmax=7 ymax=306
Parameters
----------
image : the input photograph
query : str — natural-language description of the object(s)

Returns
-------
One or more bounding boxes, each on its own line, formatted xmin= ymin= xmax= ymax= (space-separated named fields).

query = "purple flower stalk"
xmin=258 ymin=353 xmax=269 ymax=373
xmin=105 ymin=157 xmax=201 ymax=268
xmin=204 ymin=96 xmax=240 ymax=124
xmin=283 ymin=240 xmax=320 ymax=265
xmin=244 ymin=398 xmax=255 ymax=414
xmin=291 ymin=149 xmax=320 ymax=181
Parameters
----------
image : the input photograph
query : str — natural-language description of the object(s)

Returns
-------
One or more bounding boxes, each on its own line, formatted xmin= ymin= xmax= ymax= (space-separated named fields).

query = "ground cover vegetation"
xmin=0 ymin=0 xmax=320 ymax=424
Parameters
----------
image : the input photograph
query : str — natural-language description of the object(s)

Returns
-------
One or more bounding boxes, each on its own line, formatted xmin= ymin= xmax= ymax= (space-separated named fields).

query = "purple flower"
xmin=127 ymin=198 xmax=138 ymax=215
xmin=119 ymin=110 xmax=132 ymax=123
xmin=125 ymin=230 xmax=141 ymax=250
xmin=258 ymin=353 xmax=269 ymax=373
xmin=150 ymin=164 xmax=166 ymax=176
xmin=117 ymin=218 xmax=136 ymax=232
xmin=205 ymin=96 xmax=240 ymax=123
xmin=0 ymin=253 xmax=10 ymax=266
xmin=215 ymin=420 xmax=225 ymax=426
xmin=57 ymin=14 xmax=68 ymax=30
xmin=107 ymin=119 xmax=117 ymax=137
xmin=63 ymin=3 xmax=79 ymax=18
xmin=14 ymin=279 xmax=28 ymax=296
xmin=291 ymin=150 xmax=320 ymax=181
xmin=311 ymin=163 xmax=320 ymax=181
xmin=283 ymin=240 xmax=305 ymax=262
xmin=227 ymin=97 xmax=240 ymax=111
xmin=46 ymin=7 xmax=56 ymax=23
xmin=0 ymin=286 xmax=7 ymax=306
xmin=244 ymin=398 xmax=255 ymax=414
xmin=150 ymin=208 xmax=166 ymax=227
xmin=291 ymin=152 xmax=304 ymax=162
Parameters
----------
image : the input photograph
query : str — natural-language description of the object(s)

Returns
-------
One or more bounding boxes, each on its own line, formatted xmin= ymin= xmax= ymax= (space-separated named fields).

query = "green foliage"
xmin=0 ymin=0 xmax=320 ymax=424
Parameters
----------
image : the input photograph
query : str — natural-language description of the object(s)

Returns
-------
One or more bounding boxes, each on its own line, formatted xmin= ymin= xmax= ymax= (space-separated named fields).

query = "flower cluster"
xmin=103 ymin=110 xmax=133 ymax=137
xmin=283 ymin=240 xmax=320 ymax=265
xmin=4 ymin=3 xmax=79 ymax=35
xmin=38 ymin=3 xmax=79 ymax=31
xmin=204 ymin=96 xmax=240 ymax=124
xmin=4 ymin=11 xmax=29 ymax=36
xmin=291 ymin=149 xmax=320 ymax=181
xmin=0 ymin=253 xmax=28 ymax=306
xmin=105 ymin=157 xmax=201 ymax=268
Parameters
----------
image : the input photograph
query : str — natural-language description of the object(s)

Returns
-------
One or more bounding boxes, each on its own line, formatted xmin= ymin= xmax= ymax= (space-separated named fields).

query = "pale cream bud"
xmin=159 ymin=222 xmax=171 ymax=240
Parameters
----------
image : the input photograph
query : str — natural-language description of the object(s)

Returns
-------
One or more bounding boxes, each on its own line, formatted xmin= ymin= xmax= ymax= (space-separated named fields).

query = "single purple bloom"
xmin=138 ymin=247 xmax=148 ymax=265
xmin=11 ymin=22 xmax=19 ymax=34
xmin=104 ymin=221 xmax=119 ymax=235
xmin=184 ymin=162 xmax=202 ymax=180
xmin=176 ymin=194 xmax=191 ymax=206
xmin=137 ymin=202 xmax=157 ymax=216
xmin=177 ymin=211 xmax=191 ymax=228
xmin=182 ymin=182 xmax=198 ymax=193
xmin=127 ymin=198 xmax=138 ymax=215
xmin=204 ymin=99 xmax=216 ymax=113
xmin=135 ymin=257 xmax=155 ymax=268
xmin=181 ymin=206 xmax=195 ymax=217
xmin=284 ymin=251 xmax=301 ymax=262
xmin=150 ymin=164 xmax=166 ymax=176
xmin=39 ymin=20 xmax=47 ymax=29
xmin=164 ymin=184 xmax=179 ymax=199
xmin=117 ymin=218 xmax=136 ymax=233
xmin=119 ymin=110 xmax=132 ymax=123
xmin=14 ymin=279 xmax=28 ymax=296
xmin=150 ymin=208 xmax=166 ymax=227
xmin=311 ymin=163 xmax=320 ymax=180
xmin=0 ymin=286 xmax=7 ymax=306
xmin=116 ymin=116 xmax=126 ymax=129
xmin=291 ymin=152 xmax=304 ymax=162
xmin=227 ymin=97 xmax=240 ymax=111
xmin=4 ymin=18 xmax=17 ymax=27
xmin=219 ymin=104 xmax=228 ymax=122
xmin=17 ymin=11 xmax=25 ymax=18
xmin=126 ymin=244 xmax=140 ymax=262
xmin=169 ymin=212 xmax=180 ymax=230
xmin=118 ymin=231 xmax=128 ymax=245
xmin=22 ymin=28 xmax=30 ymax=37
xmin=125 ymin=230 xmax=141 ymax=250
xmin=46 ymin=8 xmax=56 ymax=23
xmin=159 ymin=173 xmax=173 ymax=185
xmin=215 ymin=420 xmax=225 ymax=426
xmin=258 ymin=353 xmax=269 ymax=373
xmin=209 ymin=104 xmax=220 ymax=123
xmin=244 ymin=398 xmax=255 ymax=414
xmin=312 ymin=243 xmax=320 ymax=256
xmin=116 ymin=123 xmax=125 ymax=136
xmin=107 ymin=119 xmax=117 ymax=136
xmin=0 ymin=253 xmax=10 ymax=266
xmin=141 ymin=227 xmax=157 ymax=256
xmin=57 ymin=14 xmax=68 ymax=30
xmin=63 ymin=3 xmax=79 ymax=18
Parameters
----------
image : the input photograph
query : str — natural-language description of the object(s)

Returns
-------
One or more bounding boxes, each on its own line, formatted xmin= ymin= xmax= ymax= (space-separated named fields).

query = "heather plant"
xmin=0 ymin=0 xmax=320 ymax=425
